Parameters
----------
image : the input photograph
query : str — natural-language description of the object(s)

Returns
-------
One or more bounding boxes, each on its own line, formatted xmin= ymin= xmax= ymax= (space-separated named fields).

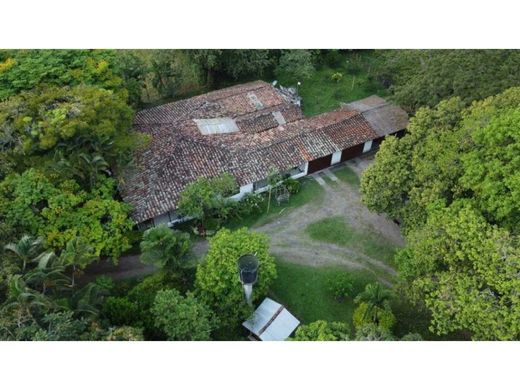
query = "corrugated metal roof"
xmin=242 ymin=297 xmax=300 ymax=341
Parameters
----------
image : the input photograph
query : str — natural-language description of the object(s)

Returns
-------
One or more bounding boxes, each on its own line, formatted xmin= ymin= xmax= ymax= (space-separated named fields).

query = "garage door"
xmin=340 ymin=144 xmax=364 ymax=162
xmin=307 ymin=154 xmax=332 ymax=174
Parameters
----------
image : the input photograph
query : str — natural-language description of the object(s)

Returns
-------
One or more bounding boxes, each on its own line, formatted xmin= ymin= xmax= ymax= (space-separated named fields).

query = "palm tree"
xmin=59 ymin=237 xmax=98 ymax=288
xmin=2 ymin=275 xmax=52 ymax=328
xmin=354 ymin=283 xmax=393 ymax=323
xmin=23 ymin=253 xmax=70 ymax=295
xmin=4 ymin=235 xmax=45 ymax=272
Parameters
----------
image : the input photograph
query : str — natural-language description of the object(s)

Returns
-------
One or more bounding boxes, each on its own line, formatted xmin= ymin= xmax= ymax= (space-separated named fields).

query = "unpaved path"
xmin=253 ymin=158 xmax=402 ymax=286
xmin=83 ymin=155 xmax=403 ymax=286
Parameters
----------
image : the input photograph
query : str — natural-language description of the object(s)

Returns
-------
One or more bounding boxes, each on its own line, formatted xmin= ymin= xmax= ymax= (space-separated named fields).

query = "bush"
xmin=283 ymin=177 xmax=301 ymax=194
xmin=328 ymin=273 xmax=353 ymax=300
xmin=401 ymin=332 xmax=423 ymax=341
xmin=353 ymin=302 xmax=396 ymax=331
xmin=355 ymin=324 xmax=395 ymax=341
xmin=102 ymin=296 xmax=139 ymax=326
xmin=106 ymin=326 xmax=144 ymax=341
xmin=292 ymin=320 xmax=350 ymax=341
xmin=237 ymin=192 xmax=264 ymax=215
xmin=331 ymin=72 xmax=343 ymax=83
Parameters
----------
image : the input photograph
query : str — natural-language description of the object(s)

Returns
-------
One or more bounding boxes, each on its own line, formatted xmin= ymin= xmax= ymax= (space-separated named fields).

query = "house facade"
xmin=119 ymin=81 xmax=408 ymax=229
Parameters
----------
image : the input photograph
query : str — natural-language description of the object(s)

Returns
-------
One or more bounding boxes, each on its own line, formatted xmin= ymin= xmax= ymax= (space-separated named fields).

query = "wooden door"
xmin=340 ymin=144 xmax=364 ymax=162
xmin=307 ymin=154 xmax=332 ymax=174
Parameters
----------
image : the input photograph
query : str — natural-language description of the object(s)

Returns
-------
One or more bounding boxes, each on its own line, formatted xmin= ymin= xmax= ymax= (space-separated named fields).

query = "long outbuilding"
xmin=119 ymin=81 xmax=408 ymax=228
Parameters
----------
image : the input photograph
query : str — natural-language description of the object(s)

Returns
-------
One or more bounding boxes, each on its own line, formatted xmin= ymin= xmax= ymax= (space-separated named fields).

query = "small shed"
xmin=242 ymin=298 xmax=300 ymax=341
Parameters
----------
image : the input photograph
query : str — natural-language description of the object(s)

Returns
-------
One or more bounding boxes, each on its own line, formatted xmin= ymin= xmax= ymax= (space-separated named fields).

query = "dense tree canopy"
xmin=195 ymin=228 xmax=277 ymax=332
xmin=152 ymin=289 xmax=214 ymax=341
xmin=362 ymin=87 xmax=520 ymax=340
xmin=374 ymin=49 xmax=520 ymax=112
xmin=0 ymin=169 xmax=133 ymax=260
xmin=396 ymin=201 xmax=520 ymax=340
xmin=0 ymin=84 xmax=144 ymax=177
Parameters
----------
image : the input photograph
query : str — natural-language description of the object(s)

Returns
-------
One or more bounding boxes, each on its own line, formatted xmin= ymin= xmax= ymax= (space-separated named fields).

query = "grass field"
xmin=225 ymin=177 xmax=325 ymax=230
xmin=332 ymin=165 xmax=361 ymax=187
xmin=269 ymin=259 xmax=377 ymax=326
xmin=297 ymin=52 xmax=388 ymax=116
xmin=305 ymin=216 xmax=398 ymax=267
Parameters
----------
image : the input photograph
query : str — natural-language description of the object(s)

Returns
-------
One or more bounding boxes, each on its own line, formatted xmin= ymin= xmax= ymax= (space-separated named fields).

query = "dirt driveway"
xmin=84 ymin=154 xmax=402 ymax=286
xmin=254 ymin=156 xmax=402 ymax=286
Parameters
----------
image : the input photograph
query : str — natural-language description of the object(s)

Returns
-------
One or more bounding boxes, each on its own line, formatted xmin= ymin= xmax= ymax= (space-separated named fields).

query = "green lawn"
xmin=332 ymin=165 xmax=360 ymax=187
xmin=297 ymin=52 xmax=388 ymax=116
xmin=225 ymin=177 xmax=325 ymax=230
xmin=269 ymin=259 xmax=377 ymax=326
xmin=305 ymin=216 xmax=398 ymax=267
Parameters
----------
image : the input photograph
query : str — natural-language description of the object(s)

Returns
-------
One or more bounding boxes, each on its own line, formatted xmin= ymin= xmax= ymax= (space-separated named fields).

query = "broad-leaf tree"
xmin=195 ymin=228 xmax=277 ymax=333
xmin=152 ymin=289 xmax=214 ymax=341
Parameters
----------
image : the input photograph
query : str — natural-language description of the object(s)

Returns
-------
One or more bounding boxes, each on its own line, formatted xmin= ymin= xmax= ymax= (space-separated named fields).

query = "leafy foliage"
xmin=291 ymin=320 xmax=350 ymax=341
xmin=327 ymin=273 xmax=353 ymax=300
xmin=177 ymin=173 xmax=238 ymax=230
xmin=152 ymin=289 xmax=214 ymax=341
xmin=0 ymin=169 xmax=133 ymax=260
xmin=139 ymin=226 xmax=190 ymax=270
xmin=354 ymin=324 xmax=395 ymax=341
xmin=0 ymin=50 xmax=126 ymax=100
xmin=195 ymin=228 xmax=277 ymax=333
xmin=396 ymin=201 xmax=520 ymax=340
xmin=275 ymin=50 xmax=316 ymax=84
xmin=373 ymin=49 xmax=520 ymax=111
xmin=0 ymin=84 xmax=142 ymax=173
xmin=363 ymin=87 xmax=520 ymax=340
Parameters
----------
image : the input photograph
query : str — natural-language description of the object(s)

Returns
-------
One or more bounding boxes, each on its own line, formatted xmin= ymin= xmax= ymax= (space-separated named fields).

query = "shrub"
xmin=292 ymin=320 xmax=350 ymax=341
xmin=106 ymin=326 xmax=144 ymax=341
xmin=328 ymin=273 xmax=353 ymax=300
xmin=401 ymin=332 xmax=423 ymax=341
xmin=353 ymin=302 xmax=396 ymax=331
xmin=237 ymin=192 xmax=264 ymax=215
xmin=283 ymin=177 xmax=301 ymax=195
xmin=355 ymin=324 xmax=395 ymax=341
xmin=102 ymin=296 xmax=139 ymax=326
xmin=331 ymin=72 xmax=343 ymax=83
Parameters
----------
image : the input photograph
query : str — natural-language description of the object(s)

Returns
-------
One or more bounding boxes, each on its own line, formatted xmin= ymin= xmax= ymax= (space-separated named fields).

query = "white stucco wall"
xmin=363 ymin=140 xmax=373 ymax=153
xmin=331 ymin=150 xmax=342 ymax=165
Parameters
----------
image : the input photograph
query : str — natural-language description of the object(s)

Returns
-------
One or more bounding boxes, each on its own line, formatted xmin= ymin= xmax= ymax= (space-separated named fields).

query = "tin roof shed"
xmin=242 ymin=297 xmax=300 ymax=341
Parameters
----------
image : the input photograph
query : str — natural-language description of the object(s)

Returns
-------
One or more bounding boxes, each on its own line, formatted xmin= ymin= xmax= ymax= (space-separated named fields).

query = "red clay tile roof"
xmin=119 ymin=81 xmax=397 ymax=223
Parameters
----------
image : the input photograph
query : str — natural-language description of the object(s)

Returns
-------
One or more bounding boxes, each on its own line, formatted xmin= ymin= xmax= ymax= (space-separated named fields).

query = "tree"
xmin=275 ymin=50 xmax=315 ymax=85
xmin=187 ymin=49 xmax=274 ymax=86
xmin=177 ymin=173 xmax=238 ymax=231
xmin=58 ymin=237 xmax=98 ymax=288
xmin=291 ymin=320 xmax=350 ymax=341
xmin=353 ymin=283 xmax=395 ymax=330
xmin=0 ymin=169 xmax=134 ymax=260
xmin=139 ymin=226 xmax=190 ymax=271
xmin=0 ymin=49 xmax=126 ymax=100
xmin=152 ymin=289 xmax=214 ymax=341
xmin=195 ymin=228 xmax=277 ymax=332
xmin=4 ymin=235 xmax=46 ymax=272
xmin=373 ymin=49 xmax=520 ymax=112
xmin=396 ymin=201 xmax=520 ymax=340
xmin=0 ymin=84 xmax=142 ymax=173
xmin=105 ymin=326 xmax=144 ymax=341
